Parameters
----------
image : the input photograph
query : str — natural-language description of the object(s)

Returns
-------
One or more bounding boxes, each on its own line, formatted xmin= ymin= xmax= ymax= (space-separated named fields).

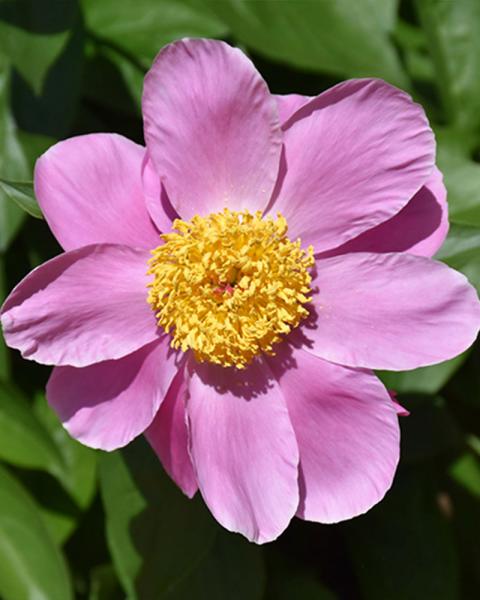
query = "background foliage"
xmin=0 ymin=0 xmax=479 ymax=598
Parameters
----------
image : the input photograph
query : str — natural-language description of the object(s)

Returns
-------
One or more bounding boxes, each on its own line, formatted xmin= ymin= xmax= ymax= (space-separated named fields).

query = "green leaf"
xmin=33 ymin=393 xmax=97 ymax=510
xmin=378 ymin=352 xmax=467 ymax=395
xmin=0 ymin=382 xmax=65 ymax=477
xmin=435 ymin=128 xmax=480 ymax=226
xmin=345 ymin=465 xmax=460 ymax=600
xmin=449 ymin=452 xmax=480 ymax=499
xmin=0 ymin=59 xmax=28 ymax=250
xmin=100 ymin=438 xmax=217 ymax=599
xmin=83 ymin=39 xmax=143 ymax=115
xmin=468 ymin=435 xmax=480 ymax=456
xmin=166 ymin=531 xmax=265 ymax=600
xmin=89 ymin=563 xmax=123 ymax=600
xmin=0 ymin=388 xmax=96 ymax=545
xmin=0 ymin=394 xmax=97 ymax=546
xmin=0 ymin=58 xmax=50 ymax=249
xmin=0 ymin=178 xmax=42 ymax=218
xmin=0 ymin=255 xmax=10 ymax=379
xmin=40 ymin=500 xmax=81 ymax=546
xmin=416 ymin=0 xmax=480 ymax=129
xmin=435 ymin=223 xmax=480 ymax=293
xmin=441 ymin=346 xmax=480 ymax=413
xmin=399 ymin=396 xmax=462 ymax=462
xmin=0 ymin=0 xmax=79 ymax=94
xmin=0 ymin=463 xmax=72 ymax=600
xmin=0 ymin=190 xmax=24 ymax=252
xmin=267 ymin=573 xmax=335 ymax=600
xmin=82 ymin=0 xmax=228 ymax=67
xmin=100 ymin=439 xmax=266 ymax=599
xmin=448 ymin=474 xmax=480 ymax=594
xmin=17 ymin=129 xmax=54 ymax=167
xmin=265 ymin=551 xmax=335 ymax=600
xmin=11 ymin=18 xmax=85 ymax=139
xmin=208 ymin=0 xmax=408 ymax=87
xmin=394 ymin=21 xmax=435 ymax=84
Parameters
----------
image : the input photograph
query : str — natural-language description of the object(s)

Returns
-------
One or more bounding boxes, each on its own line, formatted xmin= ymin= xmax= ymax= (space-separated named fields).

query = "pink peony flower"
xmin=2 ymin=38 xmax=479 ymax=543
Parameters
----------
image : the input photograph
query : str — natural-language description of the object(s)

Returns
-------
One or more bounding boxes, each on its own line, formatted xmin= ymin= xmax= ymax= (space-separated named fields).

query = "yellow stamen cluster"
xmin=147 ymin=209 xmax=314 ymax=368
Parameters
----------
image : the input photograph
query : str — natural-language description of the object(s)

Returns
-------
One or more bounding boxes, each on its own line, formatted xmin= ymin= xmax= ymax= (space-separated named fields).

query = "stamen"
xmin=147 ymin=209 xmax=314 ymax=368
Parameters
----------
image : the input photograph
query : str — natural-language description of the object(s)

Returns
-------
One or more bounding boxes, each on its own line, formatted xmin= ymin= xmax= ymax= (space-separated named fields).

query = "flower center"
xmin=147 ymin=209 xmax=314 ymax=368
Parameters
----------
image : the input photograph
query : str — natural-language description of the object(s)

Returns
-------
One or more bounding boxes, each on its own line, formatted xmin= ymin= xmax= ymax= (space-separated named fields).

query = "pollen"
xmin=147 ymin=209 xmax=314 ymax=369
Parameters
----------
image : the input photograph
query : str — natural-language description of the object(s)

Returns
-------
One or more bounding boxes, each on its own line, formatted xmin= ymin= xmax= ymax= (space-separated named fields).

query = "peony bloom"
xmin=2 ymin=38 xmax=479 ymax=543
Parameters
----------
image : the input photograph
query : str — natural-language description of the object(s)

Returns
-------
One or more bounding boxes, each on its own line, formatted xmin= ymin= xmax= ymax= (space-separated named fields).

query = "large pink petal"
xmin=141 ymin=154 xmax=178 ymax=233
xmin=186 ymin=358 xmax=299 ymax=544
xmin=145 ymin=366 xmax=197 ymax=498
xmin=1 ymin=244 xmax=160 ymax=367
xmin=47 ymin=338 xmax=180 ymax=451
xmin=35 ymin=134 xmax=160 ymax=251
xmin=274 ymin=93 xmax=312 ymax=125
xmin=268 ymin=79 xmax=435 ymax=252
xmin=322 ymin=167 xmax=448 ymax=258
xmin=143 ymin=39 xmax=282 ymax=218
xmin=269 ymin=345 xmax=400 ymax=522
xmin=302 ymin=252 xmax=480 ymax=370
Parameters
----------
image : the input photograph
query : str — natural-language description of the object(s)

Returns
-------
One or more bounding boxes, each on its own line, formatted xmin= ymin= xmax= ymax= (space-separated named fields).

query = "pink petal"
xmin=186 ymin=358 xmax=299 ymax=544
xmin=393 ymin=402 xmax=410 ymax=417
xmin=302 ymin=252 xmax=480 ymax=370
xmin=322 ymin=167 xmax=448 ymax=258
xmin=1 ymin=244 xmax=160 ymax=367
xmin=143 ymin=38 xmax=282 ymax=218
xmin=35 ymin=134 xmax=160 ymax=251
xmin=268 ymin=79 xmax=435 ymax=252
xmin=388 ymin=391 xmax=410 ymax=417
xmin=141 ymin=154 xmax=178 ymax=233
xmin=269 ymin=345 xmax=400 ymax=523
xmin=274 ymin=93 xmax=312 ymax=125
xmin=47 ymin=338 xmax=179 ymax=451
xmin=145 ymin=367 xmax=197 ymax=498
